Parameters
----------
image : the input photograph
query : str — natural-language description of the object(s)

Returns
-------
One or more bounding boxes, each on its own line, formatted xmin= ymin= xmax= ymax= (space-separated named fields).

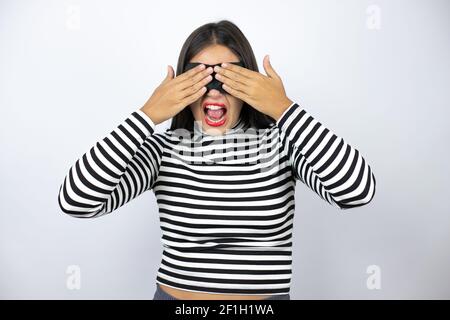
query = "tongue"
xmin=206 ymin=108 xmax=225 ymax=119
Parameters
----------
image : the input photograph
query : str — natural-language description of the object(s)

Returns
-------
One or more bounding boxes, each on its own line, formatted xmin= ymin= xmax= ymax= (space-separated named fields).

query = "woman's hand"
xmin=140 ymin=64 xmax=214 ymax=125
xmin=214 ymin=55 xmax=293 ymax=121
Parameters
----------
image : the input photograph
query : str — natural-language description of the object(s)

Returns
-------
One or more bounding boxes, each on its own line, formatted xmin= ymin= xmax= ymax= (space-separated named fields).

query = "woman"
xmin=57 ymin=20 xmax=376 ymax=300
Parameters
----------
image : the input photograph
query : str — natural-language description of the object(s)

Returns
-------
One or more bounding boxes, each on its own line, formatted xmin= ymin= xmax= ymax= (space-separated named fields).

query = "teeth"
xmin=205 ymin=105 xmax=225 ymax=110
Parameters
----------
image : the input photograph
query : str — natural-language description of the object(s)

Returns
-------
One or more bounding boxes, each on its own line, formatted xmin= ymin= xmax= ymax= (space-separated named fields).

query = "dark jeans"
xmin=152 ymin=283 xmax=290 ymax=300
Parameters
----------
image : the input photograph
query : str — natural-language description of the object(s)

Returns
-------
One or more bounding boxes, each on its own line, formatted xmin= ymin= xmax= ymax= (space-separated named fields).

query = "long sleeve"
xmin=57 ymin=109 xmax=164 ymax=218
xmin=277 ymin=101 xmax=376 ymax=210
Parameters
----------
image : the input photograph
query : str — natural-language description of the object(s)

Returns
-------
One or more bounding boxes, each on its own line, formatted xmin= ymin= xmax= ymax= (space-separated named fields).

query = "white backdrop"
xmin=1 ymin=0 xmax=449 ymax=299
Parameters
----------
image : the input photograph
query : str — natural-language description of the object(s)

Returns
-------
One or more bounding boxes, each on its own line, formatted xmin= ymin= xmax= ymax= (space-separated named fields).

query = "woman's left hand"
xmin=214 ymin=55 xmax=294 ymax=121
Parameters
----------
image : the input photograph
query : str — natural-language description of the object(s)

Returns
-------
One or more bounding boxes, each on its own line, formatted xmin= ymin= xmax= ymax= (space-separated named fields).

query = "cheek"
xmin=227 ymin=98 xmax=244 ymax=114
xmin=189 ymin=102 xmax=201 ymax=115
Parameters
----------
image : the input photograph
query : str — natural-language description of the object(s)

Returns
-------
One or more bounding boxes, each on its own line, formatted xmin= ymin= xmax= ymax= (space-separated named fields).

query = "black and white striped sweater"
xmin=57 ymin=101 xmax=376 ymax=295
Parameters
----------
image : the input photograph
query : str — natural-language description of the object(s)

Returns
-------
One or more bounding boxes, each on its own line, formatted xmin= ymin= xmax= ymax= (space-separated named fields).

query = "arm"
xmin=277 ymin=102 xmax=376 ymax=210
xmin=57 ymin=110 xmax=164 ymax=218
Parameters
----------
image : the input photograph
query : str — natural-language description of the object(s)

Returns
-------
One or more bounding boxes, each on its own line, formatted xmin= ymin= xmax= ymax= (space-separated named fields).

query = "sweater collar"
xmin=193 ymin=116 xmax=248 ymax=137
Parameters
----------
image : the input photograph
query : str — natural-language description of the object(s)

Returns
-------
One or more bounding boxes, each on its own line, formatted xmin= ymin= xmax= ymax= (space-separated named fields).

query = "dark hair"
xmin=169 ymin=19 xmax=275 ymax=131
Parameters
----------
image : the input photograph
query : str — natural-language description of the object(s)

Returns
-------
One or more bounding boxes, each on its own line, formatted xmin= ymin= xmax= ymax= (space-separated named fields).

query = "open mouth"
xmin=203 ymin=104 xmax=227 ymax=126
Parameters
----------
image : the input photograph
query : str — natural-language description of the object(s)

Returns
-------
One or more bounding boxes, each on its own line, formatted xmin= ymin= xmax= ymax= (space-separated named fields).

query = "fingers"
xmin=214 ymin=63 xmax=253 ymax=102
xmin=180 ymin=66 xmax=213 ymax=91
xmin=215 ymin=70 xmax=251 ymax=96
xmin=175 ymin=67 xmax=213 ymax=102
xmin=167 ymin=65 xmax=175 ymax=79
xmin=214 ymin=65 xmax=250 ymax=86
xmin=179 ymin=70 xmax=212 ymax=100
xmin=263 ymin=55 xmax=280 ymax=79
xmin=182 ymin=85 xmax=207 ymax=106
xmin=218 ymin=63 xmax=255 ymax=80
xmin=161 ymin=65 xmax=175 ymax=85
xmin=214 ymin=64 xmax=258 ymax=97
xmin=222 ymin=83 xmax=249 ymax=102
xmin=174 ymin=63 xmax=206 ymax=86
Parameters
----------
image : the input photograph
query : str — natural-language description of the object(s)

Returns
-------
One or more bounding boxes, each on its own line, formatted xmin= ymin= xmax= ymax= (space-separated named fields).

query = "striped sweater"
xmin=57 ymin=101 xmax=376 ymax=295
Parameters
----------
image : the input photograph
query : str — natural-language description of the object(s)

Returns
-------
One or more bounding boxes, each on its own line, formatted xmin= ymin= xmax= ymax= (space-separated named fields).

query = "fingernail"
xmin=221 ymin=62 xmax=228 ymax=67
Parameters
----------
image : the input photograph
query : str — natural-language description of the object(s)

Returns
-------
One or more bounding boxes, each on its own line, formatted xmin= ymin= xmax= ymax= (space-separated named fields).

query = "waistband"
xmin=152 ymin=283 xmax=290 ymax=300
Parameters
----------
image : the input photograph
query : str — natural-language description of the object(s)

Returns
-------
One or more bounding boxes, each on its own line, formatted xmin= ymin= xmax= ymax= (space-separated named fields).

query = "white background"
xmin=1 ymin=0 xmax=449 ymax=299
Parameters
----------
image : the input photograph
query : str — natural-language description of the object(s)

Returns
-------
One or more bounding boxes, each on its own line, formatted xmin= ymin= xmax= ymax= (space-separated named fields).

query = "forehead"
xmin=189 ymin=44 xmax=239 ymax=64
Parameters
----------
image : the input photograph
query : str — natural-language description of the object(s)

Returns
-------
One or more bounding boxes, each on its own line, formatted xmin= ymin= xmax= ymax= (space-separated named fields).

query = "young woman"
xmin=58 ymin=20 xmax=376 ymax=300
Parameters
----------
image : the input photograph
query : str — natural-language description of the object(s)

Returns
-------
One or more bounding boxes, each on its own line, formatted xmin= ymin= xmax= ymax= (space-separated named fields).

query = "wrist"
xmin=271 ymin=98 xmax=294 ymax=121
xmin=140 ymin=105 xmax=163 ymax=125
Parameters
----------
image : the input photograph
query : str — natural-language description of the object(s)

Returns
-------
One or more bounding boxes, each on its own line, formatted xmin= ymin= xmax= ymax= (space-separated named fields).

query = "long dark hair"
xmin=169 ymin=20 xmax=275 ymax=131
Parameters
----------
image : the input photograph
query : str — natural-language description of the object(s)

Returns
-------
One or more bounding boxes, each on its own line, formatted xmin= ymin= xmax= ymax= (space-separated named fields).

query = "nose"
xmin=206 ymin=88 xmax=223 ymax=96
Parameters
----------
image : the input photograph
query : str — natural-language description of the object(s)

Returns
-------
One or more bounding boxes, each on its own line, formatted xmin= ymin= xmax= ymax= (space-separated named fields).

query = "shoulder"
xmin=147 ymin=128 xmax=191 ymax=148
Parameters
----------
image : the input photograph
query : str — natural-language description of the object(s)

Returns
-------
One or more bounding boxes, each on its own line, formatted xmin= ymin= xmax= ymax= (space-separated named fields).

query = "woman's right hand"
xmin=140 ymin=64 xmax=214 ymax=125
